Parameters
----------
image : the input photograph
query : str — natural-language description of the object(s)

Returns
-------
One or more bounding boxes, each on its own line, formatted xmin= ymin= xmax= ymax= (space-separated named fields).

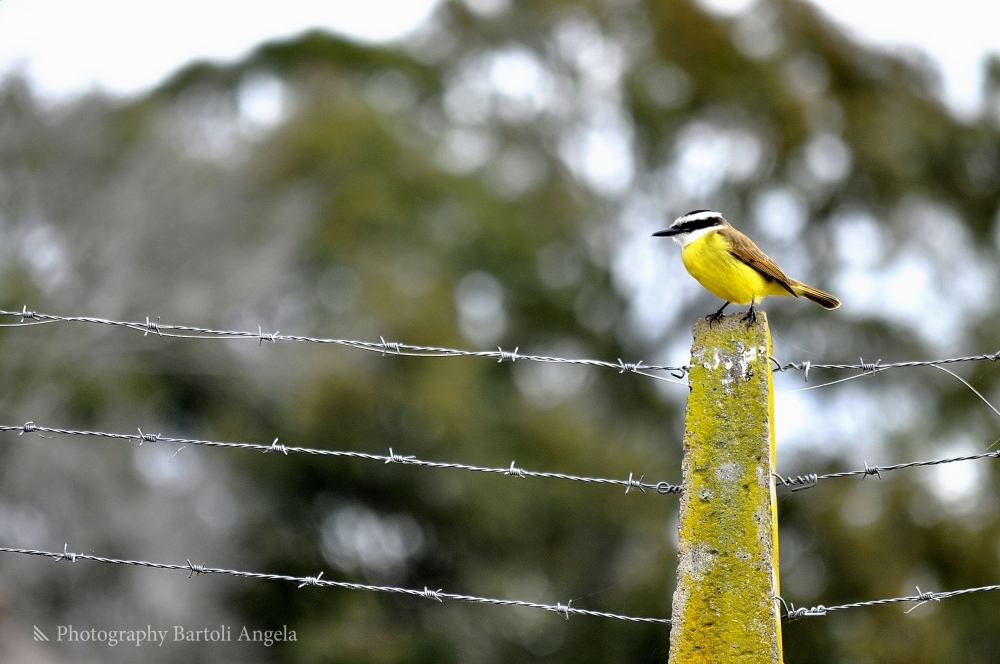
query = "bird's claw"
xmin=740 ymin=306 xmax=758 ymax=328
xmin=705 ymin=302 xmax=729 ymax=328
xmin=705 ymin=311 xmax=725 ymax=328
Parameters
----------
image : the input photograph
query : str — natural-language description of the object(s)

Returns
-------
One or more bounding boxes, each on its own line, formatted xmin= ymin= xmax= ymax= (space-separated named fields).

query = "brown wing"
xmin=719 ymin=226 xmax=797 ymax=296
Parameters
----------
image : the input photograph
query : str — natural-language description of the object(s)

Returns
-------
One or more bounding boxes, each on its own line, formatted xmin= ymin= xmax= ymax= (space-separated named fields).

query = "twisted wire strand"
xmin=0 ymin=422 xmax=680 ymax=495
xmin=781 ymin=582 xmax=1000 ymax=621
xmin=774 ymin=450 xmax=1000 ymax=492
xmin=0 ymin=308 xmax=687 ymax=383
xmin=772 ymin=352 xmax=1000 ymax=379
xmin=0 ymin=545 xmax=670 ymax=625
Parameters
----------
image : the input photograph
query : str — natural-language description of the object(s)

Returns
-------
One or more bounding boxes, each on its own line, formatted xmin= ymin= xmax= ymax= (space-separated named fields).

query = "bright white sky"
xmin=0 ymin=0 xmax=441 ymax=96
xmin=0 ymin=0 xmax=997 ymax=117
xmin=697 ymin=0 xmax=1000 ymax=117
xmin=787 ymin=0 xmax=1000 ymax=118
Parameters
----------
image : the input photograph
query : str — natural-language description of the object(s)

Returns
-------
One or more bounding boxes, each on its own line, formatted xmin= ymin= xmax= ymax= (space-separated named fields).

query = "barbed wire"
xmin=774 ymin=446 xmax=1000 ymax=492
xmin=780 ymin=582 xmax=1000 ymax=621
xmin=0 ymin=544 xmax=670 ymax=625
xmin=772 ymin=352 xmax=1000 ymax=383
xmin=12 ymin=307 xmax=1000 ymax=634
xmin=0 ymin=308 xmax=688 ymax=384
xmin=0 ymin=421 xmax=681 ymax=495
xmin=8 ymin=307 xmax=1000 ymax=388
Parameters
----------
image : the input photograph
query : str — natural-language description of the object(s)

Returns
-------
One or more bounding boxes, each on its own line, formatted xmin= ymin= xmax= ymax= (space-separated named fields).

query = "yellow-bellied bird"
xmin=653 ymin=210 xmax=840 ymax=326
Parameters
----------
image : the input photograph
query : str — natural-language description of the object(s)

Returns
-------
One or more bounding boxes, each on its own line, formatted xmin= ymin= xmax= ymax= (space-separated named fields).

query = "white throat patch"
xmin=671 ymin=226 xmax=718 ymax=247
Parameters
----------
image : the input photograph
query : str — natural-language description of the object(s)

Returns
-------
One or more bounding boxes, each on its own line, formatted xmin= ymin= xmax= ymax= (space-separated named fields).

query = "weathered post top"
xmin=668 ymin=313 xmax=782 ymax=663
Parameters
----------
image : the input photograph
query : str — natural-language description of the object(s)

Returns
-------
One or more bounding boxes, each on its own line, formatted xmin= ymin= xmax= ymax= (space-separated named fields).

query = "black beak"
xmin=652 ymin=228 xmax=683 ymax=237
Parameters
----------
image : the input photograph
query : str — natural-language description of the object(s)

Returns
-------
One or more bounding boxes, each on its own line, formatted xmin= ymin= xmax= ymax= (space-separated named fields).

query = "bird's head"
xmin=652 ymin=210 xmax=727 ymax=246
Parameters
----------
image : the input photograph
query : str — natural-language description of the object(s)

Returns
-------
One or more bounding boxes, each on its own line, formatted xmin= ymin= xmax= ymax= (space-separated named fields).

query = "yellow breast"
xmin=680 ymin=231 xmax=788 ymax=305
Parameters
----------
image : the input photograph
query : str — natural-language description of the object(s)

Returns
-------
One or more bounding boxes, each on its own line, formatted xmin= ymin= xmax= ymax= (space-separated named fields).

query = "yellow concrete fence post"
xmin=668 ymin=313 xmax=782 ymax=663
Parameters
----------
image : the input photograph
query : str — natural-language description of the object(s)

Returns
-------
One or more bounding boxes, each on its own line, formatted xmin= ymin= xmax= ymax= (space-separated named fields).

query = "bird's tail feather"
xmin=789 ymin=280 xmax=840 ymax=309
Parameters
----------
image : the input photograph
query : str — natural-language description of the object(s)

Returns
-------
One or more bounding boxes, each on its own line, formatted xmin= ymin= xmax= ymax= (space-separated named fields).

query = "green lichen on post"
xmin=668 ymin=313 xmax=782 ymax=664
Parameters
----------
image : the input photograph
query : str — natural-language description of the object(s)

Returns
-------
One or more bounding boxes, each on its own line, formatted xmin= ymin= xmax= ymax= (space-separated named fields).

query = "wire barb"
xmin=386 ymin=448 xmax=416 ymax=465
xmin=257 ymin=325 xmax=279 ymax=346
xmin=862 ymin=462 xmax=883 ymax=480
xmin=617 ymin=359 xmax=643 ymax=374
xmin=859 ymin=358 xmax=882 ymax=374
xmin=266 ymin=438 xmax=288 ymax=455
xmin=135 ymin=428 xmax=160 ymax=445
xmin=904 ymin=586 xmax=942 ymax=614
xmin=379 ymin=336 xmax=401 ymax=355
xmin=297 ymin=571 xmax=325 ymax=588
xmin=624 ymin=473 xmax=645 ymax=494
xmin=144 ymin=316 xmax=162 ymax=337
xmin=496 ymin=346 xmax=519 ymax=363
xmin=54 ymin=543 xmax=76 ymax=563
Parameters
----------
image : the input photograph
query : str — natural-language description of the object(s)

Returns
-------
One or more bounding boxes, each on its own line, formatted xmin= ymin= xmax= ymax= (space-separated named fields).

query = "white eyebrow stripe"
xmin=675 ymin=210 xmax=723 ymax=224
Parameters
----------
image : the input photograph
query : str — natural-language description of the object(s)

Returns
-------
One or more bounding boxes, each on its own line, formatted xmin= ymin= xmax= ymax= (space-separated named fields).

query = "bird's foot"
xmin=705 ymin=302 xmax=730 ymax=328
xmin=739 ymin=305 xmax=758 ymax=329
xmin=706 ymin=311 xmax=726 ymax=328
